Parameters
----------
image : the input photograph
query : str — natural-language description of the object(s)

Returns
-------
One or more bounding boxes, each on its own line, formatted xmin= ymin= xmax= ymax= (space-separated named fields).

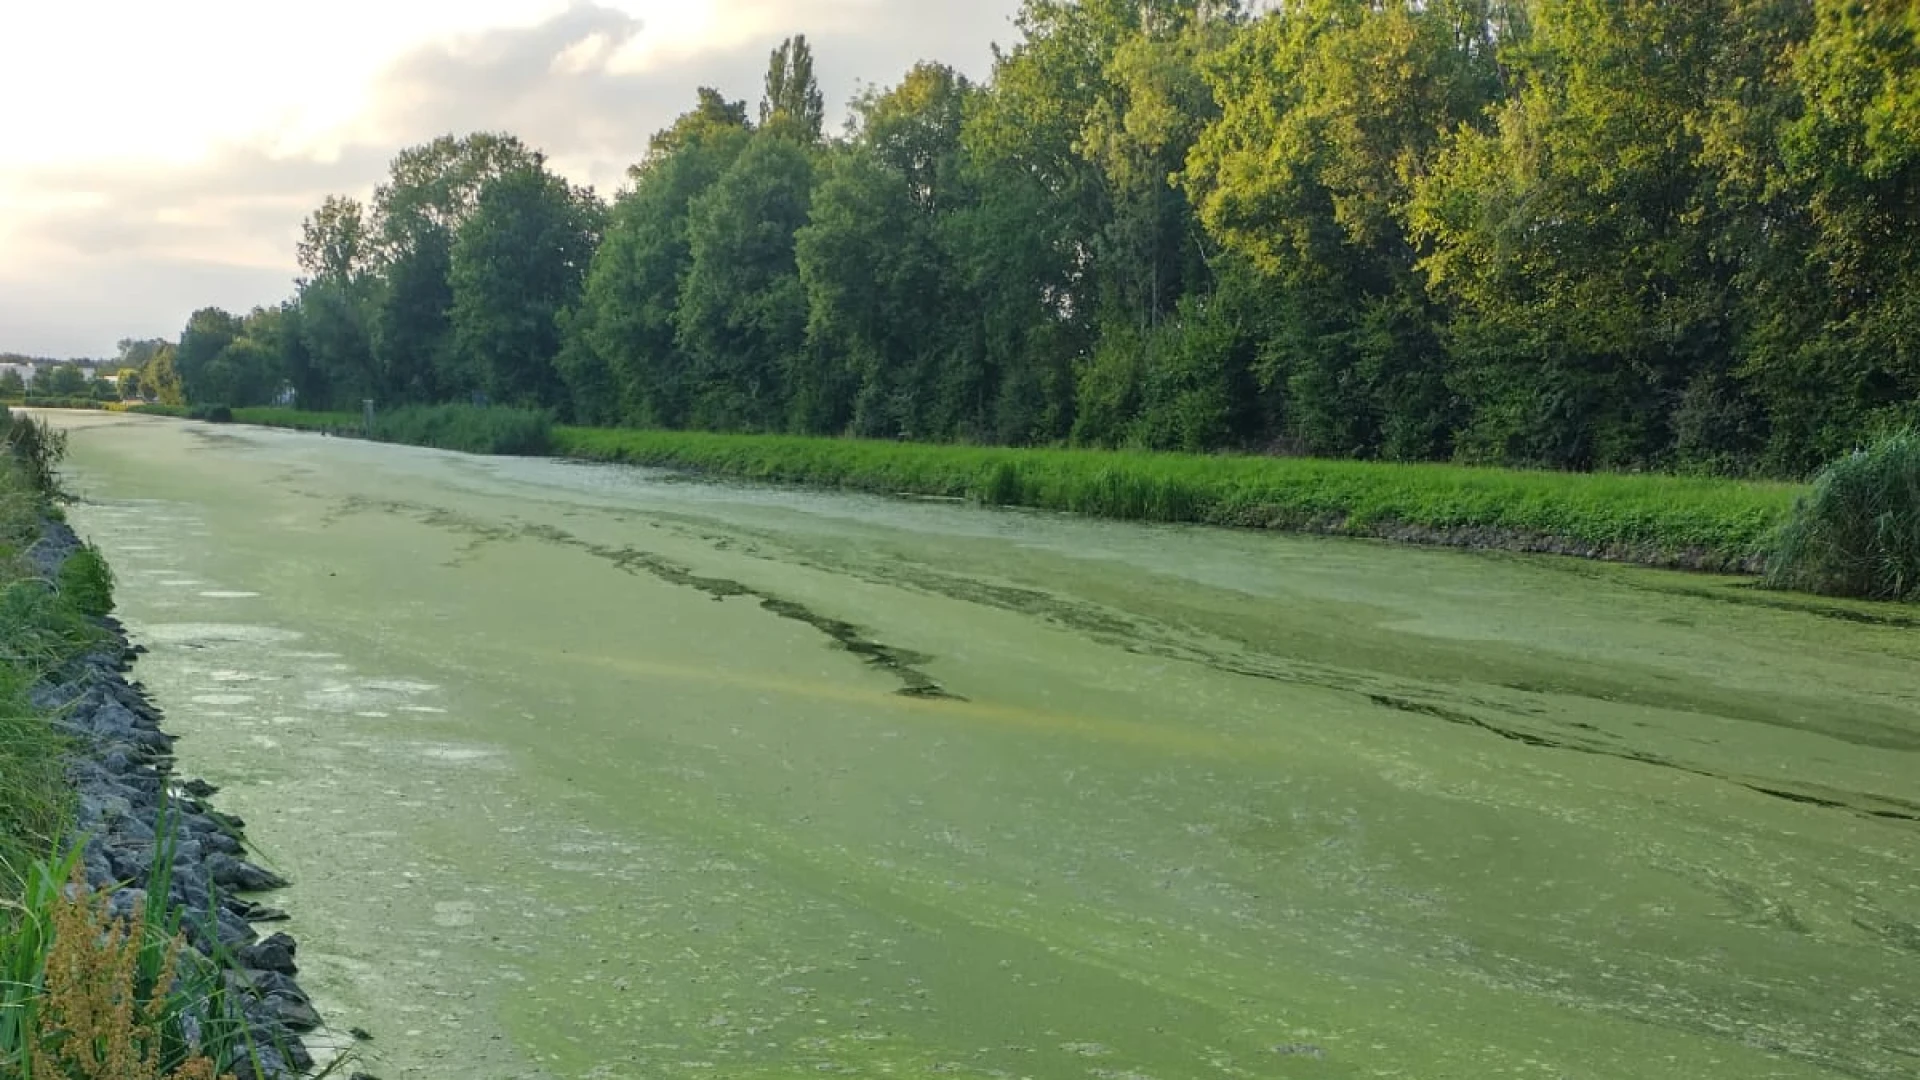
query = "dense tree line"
xmin=152 ymin=1 xmax=1917 ymax=476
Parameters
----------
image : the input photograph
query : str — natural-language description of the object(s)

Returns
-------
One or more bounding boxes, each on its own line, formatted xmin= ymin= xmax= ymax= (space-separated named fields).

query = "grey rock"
xmin=238 ymin=932 xmax=298 ymax=974
xmin=208 ymin=853 xmax=288 ymax=892
xmin=266 ymin=994 xmax=322 ymax=1032
xmin=106 ymin=887 xmax=147 ymax=923
xmin=233 ymin=968 xmax=307 ymax=1002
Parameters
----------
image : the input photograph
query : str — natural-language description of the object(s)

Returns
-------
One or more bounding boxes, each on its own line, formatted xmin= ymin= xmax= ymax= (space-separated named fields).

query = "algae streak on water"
xmin=49 ymin=412 xmax=1920 ymax=1080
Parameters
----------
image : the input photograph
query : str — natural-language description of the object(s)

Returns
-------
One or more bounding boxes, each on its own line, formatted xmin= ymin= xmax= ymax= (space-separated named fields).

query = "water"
xmin=50 ymin=413 xmax=1920 ymax=1079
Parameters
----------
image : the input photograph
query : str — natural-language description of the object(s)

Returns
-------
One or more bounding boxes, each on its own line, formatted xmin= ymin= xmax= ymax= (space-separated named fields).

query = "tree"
xmin=32 ymin=365 xmax=87 ymax=398
xmin=1731 ymin=0 xmax=1920 ymax=470
xmin=564 ymin=93 xmax=754 ymax=428
xmin=0 ymin=370 xmax=25 ymax=398
xmin=174 ymin=308 xmax=244 ymax=403
xmin=645 ymin=88 xmax=751 ymax=165
xmin=138 ymin=345 xmax=184 ymax=406
xmin=373 ymin=134 xmax=542 ymax=402
xmin=760 ymin=35 xmax=825 ymax=142
xmin=114 ymin=338 xmax=168 ymax=373
xmin=678 ymin=135 xmax=816 ymax=431
xmin=449 ymin=163 xmax=605 ymax=411
xmin=795 ymin=151 xmax=945 ymax=436
xmin=292 ymin=196 xmax=379 ymax=409
xmin=854 ymin=63 xmax=975 ymax=214
xmin=297 ymin=195 xmax=373 ymax=284
xmin=1410 ymin=0 xmax=1735 ymax=469
xmin=820 ymin=63 xmax=988 ymax=437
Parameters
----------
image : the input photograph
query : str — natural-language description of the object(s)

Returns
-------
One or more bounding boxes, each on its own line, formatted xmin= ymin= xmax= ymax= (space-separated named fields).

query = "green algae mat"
xmin=51 ymin=412 xmax=1919 ymax=1079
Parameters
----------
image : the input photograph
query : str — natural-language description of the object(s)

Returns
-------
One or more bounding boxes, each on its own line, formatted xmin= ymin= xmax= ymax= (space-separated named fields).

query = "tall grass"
xmin=1764 ymin=428 xmax=1920 ymax=601
xmin=3 ymin=851 xmax=230 ymax=1079
xmin=554 ymin=427 xmax=1799 ymax=569
xmin=4 ymin=413 xmax=69 ymax=498
xmin=0 ymin=414 xmax=87 ymax=895
xmin=55 ymin=544 xmax=114 ymax=619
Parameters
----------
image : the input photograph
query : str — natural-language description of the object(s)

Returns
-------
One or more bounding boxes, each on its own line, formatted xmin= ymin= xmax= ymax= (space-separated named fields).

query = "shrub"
xmin=184 ymin=405 xmax=233 ymax=423
xmin=1764 ymin=428 xmax=1920 ymax=601
xmin=2 ymin=412 xmax=68 ymax=496
xmin=57 ymin=544 xmax=114 ymax=618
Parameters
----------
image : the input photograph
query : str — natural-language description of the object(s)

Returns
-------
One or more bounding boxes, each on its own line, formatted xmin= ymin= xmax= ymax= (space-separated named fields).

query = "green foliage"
xmin=55 ymin=545 xmax=113 ymax=618
xmin=3 ymin=413 xmax=69 ymax=496
xmin=448 ymin=161 xmax=604 ymax=411
xmin=1764 ymin=430 xmax=1920 ymax=601
xmin=571 ymin=105 xmax=751 ymax=429
xmin=0 ymin=429 xmax=91 ymax=899
xmin=130 ymin=0 xmax=1920 ymax=486
xmin=369 ymin=404 xmax=553 ymax=455
xmin=678 ymin=134 xmax=815 ymax=431
xmin=760 ymin=35 xmax=826 ymax=142
xmin=32 ymin=366 xmax=90 ymax=399
xmin=185 ymin=405 xmax=233 ymax=423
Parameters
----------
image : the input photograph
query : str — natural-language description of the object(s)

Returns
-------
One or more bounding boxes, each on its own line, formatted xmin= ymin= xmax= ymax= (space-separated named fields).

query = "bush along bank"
xmin=1764 ymin=428 xmax=1920 ymax=602
xmin=0 ymin=417 xmax=321 ymax=1078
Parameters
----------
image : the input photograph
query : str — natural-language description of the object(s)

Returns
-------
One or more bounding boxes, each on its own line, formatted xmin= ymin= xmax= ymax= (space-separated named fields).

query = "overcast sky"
xmin=0 ymin=0 xmax=1023 ymax=359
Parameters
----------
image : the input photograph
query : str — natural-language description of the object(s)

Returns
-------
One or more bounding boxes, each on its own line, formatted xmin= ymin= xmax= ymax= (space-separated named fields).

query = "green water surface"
xmin=51 ymin=413 xmax=1920 ymax=1080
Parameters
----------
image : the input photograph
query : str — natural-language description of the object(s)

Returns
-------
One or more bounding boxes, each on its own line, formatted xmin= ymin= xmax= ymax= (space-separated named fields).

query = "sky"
xmin=0 ymin=0 xmax=1024 ymax=360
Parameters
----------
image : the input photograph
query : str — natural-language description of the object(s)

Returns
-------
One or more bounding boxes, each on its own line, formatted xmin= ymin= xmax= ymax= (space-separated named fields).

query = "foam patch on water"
xmin=200 ymin=590 xmax=261 ymax=599
xmin=192 ymin=693 xmax=256 ymax=706
xmin=416 ymin=745 xmax=496 ymax=764
xmin=155 ymin=579 xmax=207 ymax=588
xmin=432 ymin=900 xmax=476 ymax=927
xmin=143 ymin=623 xmax=303 ymax=647
xmin=364 ymin=679 xmax=440 ymax=695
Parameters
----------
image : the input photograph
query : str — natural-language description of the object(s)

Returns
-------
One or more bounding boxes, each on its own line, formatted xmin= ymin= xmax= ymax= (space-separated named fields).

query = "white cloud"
xmin=0 ymin=0 xmax=1021 ymax=357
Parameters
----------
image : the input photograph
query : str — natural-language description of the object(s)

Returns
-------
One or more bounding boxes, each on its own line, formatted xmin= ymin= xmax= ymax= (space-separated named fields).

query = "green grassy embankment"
xmin=142 ymin=405 xmax=1804 ymax=571
xmin=554 ymin=427 xmax=1800 ymax=572
xmin=0 ymin=415 xmax=93 ymax=896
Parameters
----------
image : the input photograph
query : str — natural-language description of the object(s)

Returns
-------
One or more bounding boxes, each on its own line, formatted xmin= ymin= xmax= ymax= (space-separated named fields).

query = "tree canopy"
xmin=128 ymin=4 xmax=1920 ymax=476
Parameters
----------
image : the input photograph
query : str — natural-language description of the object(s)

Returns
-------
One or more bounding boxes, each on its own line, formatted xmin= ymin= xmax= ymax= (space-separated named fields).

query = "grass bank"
xmin=554 ymin=427 xmax=1799 ymax=571
xmin=0 ymin=414 xmax=90 ymax=893
xmin=144 ymin=405 xmax=1804 ymax=572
